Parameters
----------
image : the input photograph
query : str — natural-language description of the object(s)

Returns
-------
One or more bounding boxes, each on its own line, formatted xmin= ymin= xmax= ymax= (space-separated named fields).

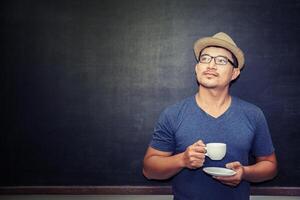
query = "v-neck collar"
xmin=193 ymin=95 xmax=234 ymax=121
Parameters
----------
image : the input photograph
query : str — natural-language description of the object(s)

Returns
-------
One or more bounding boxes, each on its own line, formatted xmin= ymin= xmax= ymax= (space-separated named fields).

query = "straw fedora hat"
xmin=193 ymin=32 xmax=245 ymax=69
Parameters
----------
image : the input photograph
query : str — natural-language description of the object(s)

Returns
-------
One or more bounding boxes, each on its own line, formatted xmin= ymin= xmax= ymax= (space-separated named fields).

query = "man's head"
xmin=193 ymin=32 xmax=244 ymax=89
xmin=193 ymin=32 xmax=245 ymax=70
xmin=195 ymin=46 xmax=241 ymax=89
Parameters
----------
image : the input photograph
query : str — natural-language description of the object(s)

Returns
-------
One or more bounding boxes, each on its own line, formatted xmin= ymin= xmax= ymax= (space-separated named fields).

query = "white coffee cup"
xmin=205 ymin=143 xmax=226 ymax=160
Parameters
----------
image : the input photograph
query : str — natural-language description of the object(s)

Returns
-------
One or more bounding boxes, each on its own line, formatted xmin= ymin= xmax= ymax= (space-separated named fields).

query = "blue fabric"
xmin=150 ymin=96 xmax=274 ymax=200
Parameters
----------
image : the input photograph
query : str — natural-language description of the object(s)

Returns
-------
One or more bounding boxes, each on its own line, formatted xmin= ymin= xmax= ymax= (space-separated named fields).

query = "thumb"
xmin=226 ymin=161 xmax=241 ymax=170
xmin=195 ymin=140 xmax=205 ymax=147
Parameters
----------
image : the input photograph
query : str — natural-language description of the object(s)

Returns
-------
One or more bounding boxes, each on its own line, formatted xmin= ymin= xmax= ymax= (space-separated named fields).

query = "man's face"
xmin=195 ymin=47 xmax=240 ymax=90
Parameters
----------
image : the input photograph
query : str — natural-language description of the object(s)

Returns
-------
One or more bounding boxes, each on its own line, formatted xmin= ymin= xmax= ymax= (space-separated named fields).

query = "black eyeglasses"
xmin=198 ymin=54 xmax=237 ymax=68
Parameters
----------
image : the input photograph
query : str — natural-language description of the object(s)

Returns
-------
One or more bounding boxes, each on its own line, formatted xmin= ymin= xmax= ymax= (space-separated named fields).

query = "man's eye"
xmin=216 ymin=57 xmax=227 ymax=64
xmin=200 ymin=56 xmax=210 ymax=62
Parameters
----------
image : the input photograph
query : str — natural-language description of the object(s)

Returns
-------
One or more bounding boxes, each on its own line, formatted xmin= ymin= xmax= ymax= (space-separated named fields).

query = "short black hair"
xmin=198 ymin=45 xmax=238 ymax=68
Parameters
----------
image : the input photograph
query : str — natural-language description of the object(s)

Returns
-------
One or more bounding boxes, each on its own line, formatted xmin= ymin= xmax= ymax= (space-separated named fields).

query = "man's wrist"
xmin=242 ymin=165 xmax=249 ymax=181
xmin=177 ymin=152 xmax=186 ymax=168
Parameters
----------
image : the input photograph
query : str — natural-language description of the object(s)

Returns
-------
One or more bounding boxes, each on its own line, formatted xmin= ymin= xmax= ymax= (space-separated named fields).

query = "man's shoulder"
xmin=162 ymin=96 xmax=195 ymax=116
xmin=233 ymin=96 xmax=264 ymax=116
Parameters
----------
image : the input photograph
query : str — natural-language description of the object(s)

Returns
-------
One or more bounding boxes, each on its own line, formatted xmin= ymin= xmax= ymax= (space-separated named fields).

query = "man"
xmin=143 ymin=32 xmax=277 ymax=200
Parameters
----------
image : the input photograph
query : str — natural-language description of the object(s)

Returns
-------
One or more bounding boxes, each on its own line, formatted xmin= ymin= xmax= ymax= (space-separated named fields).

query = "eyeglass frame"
xmin=198 ymin=54 xmax=237 ymax=68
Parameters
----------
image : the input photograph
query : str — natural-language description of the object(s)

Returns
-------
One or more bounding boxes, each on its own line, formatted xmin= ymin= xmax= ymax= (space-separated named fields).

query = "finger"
xmin=194 ymin=140 xmax=205 ymax=147
xmin=226 ymin=161 xmax=241 ymax=170
xmin=190 ymin=152 xmax=206 ymax=159
xmin=191 ymin=159 xmax=205 ymax=168
xmin=193 ymin=146 xmax=206 ymax=153
xmin=213 ymin=175 xmax=235 ymax=181
xmin=188 ymin=144 xmax=205 ymax=153
xmin=222 ymin=180 xmax=239 ymax=187
xmin=187 ymin=160 xmax=202 ymax=169
xmin=221 ymin=181 xmax=237 ymax=187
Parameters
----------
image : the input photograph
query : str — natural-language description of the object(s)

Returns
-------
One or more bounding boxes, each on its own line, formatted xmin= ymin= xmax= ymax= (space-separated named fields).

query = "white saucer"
xmin=203 ymin=167 xmax=236 ymax=177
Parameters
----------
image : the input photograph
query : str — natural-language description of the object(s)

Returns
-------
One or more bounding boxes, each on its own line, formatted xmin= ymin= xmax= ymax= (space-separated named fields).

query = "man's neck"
xmin=195 ymin=86 xmax=231 ymax=117
xmin=198 ymin=85 xmax=230 ymax=105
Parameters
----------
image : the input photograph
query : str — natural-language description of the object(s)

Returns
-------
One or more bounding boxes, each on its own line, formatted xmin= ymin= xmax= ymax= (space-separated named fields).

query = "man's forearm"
xmin=243 ymin=160 xmax=277 ymax=182
xmin=143 ymin=153 xmax=185 ymax=180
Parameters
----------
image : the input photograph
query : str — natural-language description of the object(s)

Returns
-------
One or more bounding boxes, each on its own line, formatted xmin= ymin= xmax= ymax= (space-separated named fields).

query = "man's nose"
xmin=207 ymin=58 xmax=217 ymax=69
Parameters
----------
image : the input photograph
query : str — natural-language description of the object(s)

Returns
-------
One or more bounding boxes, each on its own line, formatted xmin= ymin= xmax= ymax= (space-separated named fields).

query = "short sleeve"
xmin=251 ymin=109 xmax=275 ymax=157
xmin=149 ymin=109 xmax=176 ymax=153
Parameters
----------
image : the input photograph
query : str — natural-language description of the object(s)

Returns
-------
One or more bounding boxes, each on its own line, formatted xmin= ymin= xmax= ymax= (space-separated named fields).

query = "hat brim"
xmin=194 ymin=37 xmax=245 ymax=69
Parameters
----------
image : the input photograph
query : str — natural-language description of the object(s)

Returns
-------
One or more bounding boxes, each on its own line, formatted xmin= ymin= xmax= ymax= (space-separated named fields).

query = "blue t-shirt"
xmin=150 ymin=96 xmax=274 ymax=200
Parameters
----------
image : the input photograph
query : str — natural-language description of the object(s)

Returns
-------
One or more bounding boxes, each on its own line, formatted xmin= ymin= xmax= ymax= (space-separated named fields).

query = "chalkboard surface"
xmin=1 ymin=0 xmax=300 ymax=187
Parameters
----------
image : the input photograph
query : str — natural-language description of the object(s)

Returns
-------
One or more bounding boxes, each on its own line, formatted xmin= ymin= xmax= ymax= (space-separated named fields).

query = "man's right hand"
xmin=182 ymin=140 xmax=206 ymax=169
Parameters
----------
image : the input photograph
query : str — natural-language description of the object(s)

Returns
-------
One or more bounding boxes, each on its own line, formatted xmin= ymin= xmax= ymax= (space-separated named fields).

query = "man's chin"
xmin=199 ymin=81 xmax=218 ymax=89
xmin=202 ymin=85 xmax=217 ymax=89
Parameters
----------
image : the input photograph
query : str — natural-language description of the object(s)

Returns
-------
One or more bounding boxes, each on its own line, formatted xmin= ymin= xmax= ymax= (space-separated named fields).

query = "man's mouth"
xmin=203 ymin=71 xmax=218 ymax=77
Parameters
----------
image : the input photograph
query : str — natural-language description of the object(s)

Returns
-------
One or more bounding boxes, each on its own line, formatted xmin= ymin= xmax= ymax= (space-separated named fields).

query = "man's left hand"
xmin=213 ymin=161 xmax=244 ymax=187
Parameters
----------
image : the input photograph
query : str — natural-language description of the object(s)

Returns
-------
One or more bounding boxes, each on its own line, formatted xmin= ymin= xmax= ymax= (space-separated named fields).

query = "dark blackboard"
xmin=1 ymin=0 xmax=300 ymax=187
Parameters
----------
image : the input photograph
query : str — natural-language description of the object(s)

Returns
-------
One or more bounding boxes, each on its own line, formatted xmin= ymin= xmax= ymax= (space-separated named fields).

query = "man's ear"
xmin=231 ymin=68 xmax=240 ymax=81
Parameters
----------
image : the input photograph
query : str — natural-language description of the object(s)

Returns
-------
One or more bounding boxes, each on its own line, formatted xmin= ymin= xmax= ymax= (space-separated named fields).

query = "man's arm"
xmin=214 ymin=152 xmax=277 ymax=187
xmin=142 ymin=147 xmax=184 ymax=180
xmin=143 ymin=140 xmax=206 ymax=180
xmin=243 ymin=152 xmax=277 ymax=182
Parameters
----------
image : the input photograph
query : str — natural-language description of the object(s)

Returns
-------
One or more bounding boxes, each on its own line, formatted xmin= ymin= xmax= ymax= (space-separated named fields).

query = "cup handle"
xmin=204 ymin=147 xmax=208 ymax=156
